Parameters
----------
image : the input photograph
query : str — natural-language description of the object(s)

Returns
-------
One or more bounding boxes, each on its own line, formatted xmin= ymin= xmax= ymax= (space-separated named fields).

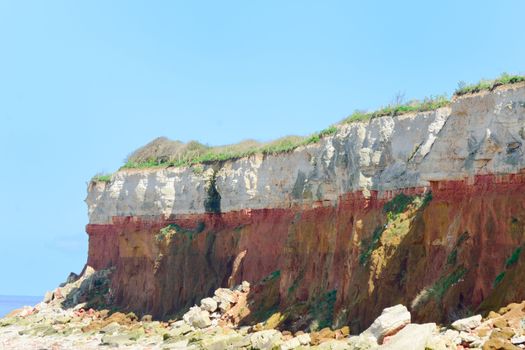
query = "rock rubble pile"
xmin=3 ymin=267 xmax=525 ymax=349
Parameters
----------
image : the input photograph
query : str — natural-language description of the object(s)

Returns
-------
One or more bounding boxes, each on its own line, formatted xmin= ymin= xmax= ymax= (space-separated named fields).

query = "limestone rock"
xmin=316 ymin=339 xmax=351 ymax=349
xmin=250 ymin=329 xmax=283 ymax=350
xmin=182 ymin=306 xmax=211 ymax=329
xmin=361 ymin=304 xmax=411 ymax=343
xmin=483 ymin=337 xmax=520 ymax=350
xmin=214 ymin=288 xmax=236 ymax=304
xmin=139 ymin=314 xmax=151 ymax=322
xmin=280 ymin=337 xmax=301 ymax=350
xmin=101 ymin=333 xmax=135 ymax=347
xmin=451 ymin=314 xmax=482 ymax=331
xmin=441 ymin=329 xmax=459 ymax=343
xmin=347 ymin=335 xmax=380 ymax=349
xmin=296 ymin=333 xmax=311 ymax=345
xmin=511 ymin=335 xmax=525 ymax=344
xmin=424 ymin=335 xmax=450 ymax=350
xmin=100 ymin=321 xmax=121 ymax=334
xmin=200 ymin=297 xmax=218 ymax=313
xmin=43 ymin=291 xmax=53 ymax=303
xmin=380 ymin=323 xmax=436 ymax=350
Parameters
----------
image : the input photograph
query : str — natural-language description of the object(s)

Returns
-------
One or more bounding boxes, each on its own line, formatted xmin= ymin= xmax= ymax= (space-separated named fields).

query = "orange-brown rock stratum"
xmin=86 ymin=83 xmax=525 ymax=332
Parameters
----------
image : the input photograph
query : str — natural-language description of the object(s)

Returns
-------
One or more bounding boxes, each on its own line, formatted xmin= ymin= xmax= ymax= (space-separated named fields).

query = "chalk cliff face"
xmin=86 ymin=83 xmax=525 ymax=331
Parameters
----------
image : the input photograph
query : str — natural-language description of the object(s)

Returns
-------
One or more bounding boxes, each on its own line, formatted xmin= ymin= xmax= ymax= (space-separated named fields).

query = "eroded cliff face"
xmin=86 ymin=83 xmax=525 ymax=331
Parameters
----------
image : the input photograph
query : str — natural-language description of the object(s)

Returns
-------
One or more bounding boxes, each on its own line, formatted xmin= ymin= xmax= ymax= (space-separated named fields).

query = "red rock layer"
xmin=86 ymin=172 xmax=525 ymax=330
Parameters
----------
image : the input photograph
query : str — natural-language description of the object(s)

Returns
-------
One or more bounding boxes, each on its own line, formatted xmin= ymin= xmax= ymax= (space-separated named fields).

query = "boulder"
xmin=511 ymin=335 xmax=525 ymax=344
xmin=451 ymin=314 xmax=482 ymax=331
xmin=43 ymin=291 xmax=54 ymax=303
xmin=101 ymin=333 xmax=136 ymax=347
xmin=200 ymin=297 xmax=218 ymax=312
xmin=360 ymin=304 xmax=411 ymax=343
xmin=250 ymin=329 xmax=283 ymax=350
xmin=316 ymin=340 xmax=351 ymax=349
xmin=280 ymin=337 xmax=301 ymax=350
xmin=100 ymin=321 xmax=121 ymax=334
xmin=381 ymin=323 xmax=436 ymax=350
xmin=296 ymin=333 xmax=311 ymax=345
xmin=141 ymin=314 xmax=153 ymax=322
xmin=66 ymin=272 xmax=80 ymax=284
xmin=183 ymin=306 xmax=211 ymax=329
xmin=459 ymin=330 xmax=479 ymax=344
xmin=347 ymin=335 xmax=379 ymax=349
xmin=214 ymin=288 xmax=236 ymax=305
xmin=165 ymin=339 xmax=189 ymax=349
xmin=424 ymin=335 xmax=450 ymax=350
xmin=441 ymin=329 xmax=460 ymax=343
xmin=483 ymin=337 xmax=520 ymax=350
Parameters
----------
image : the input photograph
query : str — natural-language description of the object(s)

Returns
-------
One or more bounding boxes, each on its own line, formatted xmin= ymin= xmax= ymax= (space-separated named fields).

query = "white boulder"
xmin=182 ymin=306 xmax=211 ymax=329
xmin=214 ymin=288 xmax=236 ymax=304
xmin=250 ymin=330 xmax=282 ymax=350
xmin=200 ymin=297 xmax=218 ymax=312
xmin=380 ymin=323 xmax=436 ymax=350
xmin=450 ymin=314 xmax=482 ymax=332
xmin=361 ymin=304 xmax=411 ymax=343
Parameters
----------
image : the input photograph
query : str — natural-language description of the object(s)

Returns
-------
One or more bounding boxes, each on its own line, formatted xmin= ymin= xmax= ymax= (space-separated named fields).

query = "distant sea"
xmin=0 ymin=295 xmax=42 ymax=318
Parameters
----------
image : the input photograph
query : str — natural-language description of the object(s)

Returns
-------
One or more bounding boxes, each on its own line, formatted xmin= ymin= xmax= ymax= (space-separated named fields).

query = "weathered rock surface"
xmin=361 ymin=304 xmax=411 ymax=343
xmin=182 ymin=306 xmax=211 ymax=329
xmin=380 ymin=323 xmax=436 ymax=350
xmin=451 ymin=314 xmax=482 ymax=332
xmin=200 ymin=297 xmax=218 ymax=313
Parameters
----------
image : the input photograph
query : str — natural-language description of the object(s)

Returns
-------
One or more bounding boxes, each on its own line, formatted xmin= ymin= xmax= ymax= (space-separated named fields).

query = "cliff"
xmin=86 ymin=82 xmax=525 ymax=331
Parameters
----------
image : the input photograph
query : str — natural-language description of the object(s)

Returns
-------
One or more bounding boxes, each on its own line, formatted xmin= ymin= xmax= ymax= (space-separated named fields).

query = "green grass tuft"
xmin=342 ymin=95 xmax=449 ymax=124
xmin=455 ymin=73 xmax=525 ymax=96
xmin=120 ymin=127 xmax=340 ymax=170
xmin=91 ymin=173 xmax=112 ymax=183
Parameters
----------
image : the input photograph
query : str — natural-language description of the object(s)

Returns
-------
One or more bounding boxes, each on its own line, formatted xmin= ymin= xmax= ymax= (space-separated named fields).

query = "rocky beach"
xmin=3 ymin=266 xmax=525 ymax=349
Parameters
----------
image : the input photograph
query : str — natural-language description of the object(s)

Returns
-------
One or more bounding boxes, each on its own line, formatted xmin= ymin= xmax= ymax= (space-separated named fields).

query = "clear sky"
xmin=0 ymin=1 xmax=524 ymax=296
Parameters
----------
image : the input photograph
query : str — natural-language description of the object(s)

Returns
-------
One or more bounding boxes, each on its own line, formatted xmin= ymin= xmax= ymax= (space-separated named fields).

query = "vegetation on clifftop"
xmin=87 ymin=72 xmax=524 ymax=176
xmin=121 ymin=126 xmax=338 ymax=169
xmin=455 ymin=73 xmax=525 ymax=96
xmin=91 ymin=173 xmax=112 ymax=183
xmin=342 ymin=94 xmax=449 ymax=124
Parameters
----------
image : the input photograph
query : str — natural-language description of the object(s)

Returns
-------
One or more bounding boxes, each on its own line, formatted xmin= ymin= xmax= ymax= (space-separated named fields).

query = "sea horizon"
xmin=0 ymin=295 xmax=42 ymax=318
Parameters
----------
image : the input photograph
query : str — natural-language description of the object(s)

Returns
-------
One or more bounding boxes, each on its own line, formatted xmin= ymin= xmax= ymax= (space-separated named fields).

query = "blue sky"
xmin=0 ymin=1 xmax=524 ymax=296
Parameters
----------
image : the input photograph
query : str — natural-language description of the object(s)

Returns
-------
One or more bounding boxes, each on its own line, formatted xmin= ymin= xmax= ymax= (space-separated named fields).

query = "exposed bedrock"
xmin=86 ymin=83 xmax=525 ymax=331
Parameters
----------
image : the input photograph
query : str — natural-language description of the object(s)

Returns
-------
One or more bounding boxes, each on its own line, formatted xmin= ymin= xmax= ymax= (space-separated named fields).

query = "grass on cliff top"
xmin=120 ymin=95 xmax=451 ymax=170
xmin=342 ymin=94 xmax=450 ymax=124
xmin=121 ymin=126 xmax=338 ymax=169
xmin=91 ymin=173 xmax=112 ymax=183
xmin=87 ymin=72 xmax=523 ymax=174
xmin=454 ymin=73 xmax=525 ymax=96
